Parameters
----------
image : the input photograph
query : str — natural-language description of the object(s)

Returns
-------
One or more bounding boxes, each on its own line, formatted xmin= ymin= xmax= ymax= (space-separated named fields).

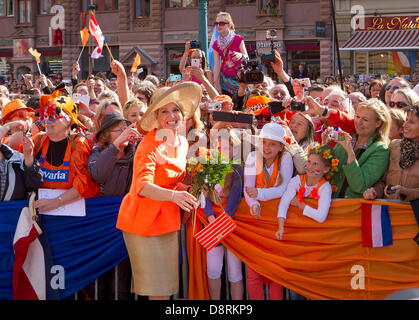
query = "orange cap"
xmin=245 ymin=96 xmax=271 ymax=115
xmin=2 ymin=99 xmax=34 ymax=124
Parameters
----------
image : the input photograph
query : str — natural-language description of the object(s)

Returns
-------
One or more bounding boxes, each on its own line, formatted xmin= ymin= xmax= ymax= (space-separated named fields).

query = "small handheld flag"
xmin=131 ymin=54 xmax=141 ymax=73
xmin=77 ymin=27 xmax=90 ymax=63
xmin=28 ymin=48 xmax=42 ymax=74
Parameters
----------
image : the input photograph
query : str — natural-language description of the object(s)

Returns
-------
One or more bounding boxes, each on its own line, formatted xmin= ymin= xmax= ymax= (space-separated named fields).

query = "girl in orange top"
xmin=244 ymin=122 xmax=294 ymax=300
xmin=116 ymin=82 xmax=201 ymax=300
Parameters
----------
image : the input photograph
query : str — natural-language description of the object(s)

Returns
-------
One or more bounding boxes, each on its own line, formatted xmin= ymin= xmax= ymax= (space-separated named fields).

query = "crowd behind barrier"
xmin=0 ymin=10 xmax=419 ymax=300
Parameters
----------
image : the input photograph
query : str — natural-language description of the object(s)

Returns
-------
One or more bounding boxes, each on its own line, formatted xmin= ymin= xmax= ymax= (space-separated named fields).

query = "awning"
xmin=340 ymin=29 xmax=419 ymax=51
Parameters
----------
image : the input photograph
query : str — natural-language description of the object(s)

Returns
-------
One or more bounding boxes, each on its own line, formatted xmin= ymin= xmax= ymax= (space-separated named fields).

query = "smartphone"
xmin=190 ymin=40 xmax=200 ymax=49
xmin=191 ymin=58 xmax=201 ymax=68
xmin=289 ymin=100 xmax=307 ymax=112
xmin=170 ymin=74 xmax=181 ymax=82
xmin=212 ymin=111 xmax=253 ymax=124
xmin=268 ymin=101 xmax=285 ymax=114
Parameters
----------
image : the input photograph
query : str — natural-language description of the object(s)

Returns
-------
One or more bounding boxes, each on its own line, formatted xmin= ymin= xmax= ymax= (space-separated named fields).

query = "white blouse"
xmin=277 ymin=175 xmax=332 ymax=223
xmin=244 ymin=151 xmax=294 ymax=208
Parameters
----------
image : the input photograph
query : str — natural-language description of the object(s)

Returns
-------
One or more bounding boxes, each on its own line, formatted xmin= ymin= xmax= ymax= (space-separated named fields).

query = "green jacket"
xmin=332 ymin=133 xmax=389 ymax=199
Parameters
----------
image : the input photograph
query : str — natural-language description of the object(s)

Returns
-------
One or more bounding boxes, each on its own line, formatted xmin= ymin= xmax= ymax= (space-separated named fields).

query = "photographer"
xmin=179 ymin=41 xmax=214 ymax=85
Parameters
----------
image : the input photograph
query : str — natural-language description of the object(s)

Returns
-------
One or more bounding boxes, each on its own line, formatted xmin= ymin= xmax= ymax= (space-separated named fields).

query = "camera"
xmin=386 ymin=185 xmax=396 ymax=194
xmin=208 ymin=102 xmax=222 ymax=111
xmin=268 ymin=101 xmax=285 ymax=114
xmin=260 ymin=29 xmax=277 ymax=65
xmin=239 ymin=51 xmax=264 ymax=84
xmin=289 ymin=100 xmax=307 ymax=112
xmin=190 ymin=40 xmax=200 ymax=49
xmin=329 ymin=127 xmax=340 ymax=141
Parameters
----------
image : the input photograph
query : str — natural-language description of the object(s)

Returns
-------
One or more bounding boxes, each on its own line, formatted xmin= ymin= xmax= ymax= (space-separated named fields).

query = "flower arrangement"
xmin=187 ymin=147 xmax=234 ymax=206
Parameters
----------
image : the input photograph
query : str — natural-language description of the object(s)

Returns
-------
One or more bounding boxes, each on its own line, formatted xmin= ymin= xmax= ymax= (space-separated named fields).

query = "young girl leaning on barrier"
xmin=243 ymin=122 xmax=294 ymax=300
xmin=276 ymin=144 xmax=336 ymax=241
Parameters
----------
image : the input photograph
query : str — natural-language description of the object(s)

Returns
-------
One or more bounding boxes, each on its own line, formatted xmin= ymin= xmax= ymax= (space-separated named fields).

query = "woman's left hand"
xmin=34 ymin=198 xmax=60 ymax=212
xmin=231 ymin=52 xmax=243 ymax=62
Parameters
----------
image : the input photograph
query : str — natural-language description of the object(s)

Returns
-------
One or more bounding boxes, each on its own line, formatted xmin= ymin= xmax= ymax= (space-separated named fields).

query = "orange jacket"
xmin=116 ymin=129 xmax=189 ymax=236
xmin=33 ymin=132 xmax=100 ymax=198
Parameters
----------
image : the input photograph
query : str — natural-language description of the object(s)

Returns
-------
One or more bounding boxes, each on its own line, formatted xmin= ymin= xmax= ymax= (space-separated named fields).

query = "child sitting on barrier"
xmin=276 ymin=144 xmax=336 ymax=241
xmin=244 ymin=122 xmax=294 ymax=300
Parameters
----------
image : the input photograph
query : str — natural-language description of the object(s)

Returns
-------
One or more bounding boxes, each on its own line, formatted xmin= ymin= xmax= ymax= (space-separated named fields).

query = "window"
xmin=136 ymin=0 xmax=150 ymax=18
xmin=166 ymin=0 xmax=197 ymax=8
xmin=226 ymin=0 xmax=255 ymax=4
xmin=260 ymin=0 xmax=278 ymax=15
xmin=18 ymin=0 xmax=31 ymax=24
xmin=81 ymin=0 xmax=118 ymax=12
xmin=0 ymin=0 xmax=14 ymax=16
xmin=39 ymin=0 xmax=54 ymax=15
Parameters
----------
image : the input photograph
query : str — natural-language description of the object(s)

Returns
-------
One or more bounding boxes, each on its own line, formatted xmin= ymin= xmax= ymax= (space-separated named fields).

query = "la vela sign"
xmin=49 ymin=5 xmax=65 ymax=47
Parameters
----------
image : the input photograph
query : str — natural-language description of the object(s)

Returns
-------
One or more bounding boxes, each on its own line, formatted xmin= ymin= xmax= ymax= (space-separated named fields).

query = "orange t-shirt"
xmin=116 ymin=129 xmax=189 ymax=237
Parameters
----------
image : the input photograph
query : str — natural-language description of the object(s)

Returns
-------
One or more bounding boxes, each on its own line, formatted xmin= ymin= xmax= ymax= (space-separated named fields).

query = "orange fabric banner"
xmin=186 ymin=198 xmax=419 ymax=300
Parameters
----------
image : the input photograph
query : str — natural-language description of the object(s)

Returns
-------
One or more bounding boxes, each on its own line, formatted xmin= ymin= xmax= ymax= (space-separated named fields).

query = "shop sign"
xmin=360 ymin=16 xmax=419 ymax=31
xmin=168 ymin=49 xmax=183 ymax=62
xmin=256 ymin=42 xmax=281 ymax=49
xmin=315 ymin=21 xmax=326 ymax=37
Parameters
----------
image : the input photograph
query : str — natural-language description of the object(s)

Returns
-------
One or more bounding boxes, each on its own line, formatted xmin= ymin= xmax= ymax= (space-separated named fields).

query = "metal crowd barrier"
xmin=72 ymin=224 xmax=300 ymax=300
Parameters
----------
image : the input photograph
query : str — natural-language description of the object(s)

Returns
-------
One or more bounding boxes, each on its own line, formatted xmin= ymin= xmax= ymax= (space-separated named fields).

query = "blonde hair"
xmin=357 ymin=99 xmax=391 ymax=145
xmin=389 ymin=108 xmax=407 ymax=129
xmin=123 ymin=98 xmax=146 ymax=120
xmin=216 ymin=12 xmax=235 ymax=30
xmin=391 ymin=88 xmax=419 ymax=108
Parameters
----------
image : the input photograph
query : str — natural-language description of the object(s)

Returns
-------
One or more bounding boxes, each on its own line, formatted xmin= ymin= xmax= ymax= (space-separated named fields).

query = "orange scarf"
xmin=255 ymin=152 xmax=280 ymax=188
xmin=297 ymin=174 xmax=327 ymax=202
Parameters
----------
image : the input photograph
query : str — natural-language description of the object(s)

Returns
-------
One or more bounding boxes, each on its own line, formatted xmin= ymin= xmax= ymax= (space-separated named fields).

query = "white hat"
xmin=254 ymin=122 xmax=292 ymax=148
xmin=413 ymin=84 xmax=419 ymax=98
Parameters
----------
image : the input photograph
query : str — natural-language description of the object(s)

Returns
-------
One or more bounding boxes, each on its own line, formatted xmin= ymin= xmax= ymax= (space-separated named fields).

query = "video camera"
xmin=238 ymin=51 xmax=264 ymax=84
xmin=260 ymin=29 xmax=277 ymax=65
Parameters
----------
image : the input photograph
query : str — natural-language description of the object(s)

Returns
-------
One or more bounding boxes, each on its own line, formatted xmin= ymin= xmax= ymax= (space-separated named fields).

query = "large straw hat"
xmin=138 ymin=82 xmax=202 ymax=133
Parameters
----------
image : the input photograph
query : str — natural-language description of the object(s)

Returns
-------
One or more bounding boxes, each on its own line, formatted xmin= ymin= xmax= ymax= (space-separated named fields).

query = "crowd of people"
xmin=0 ymin=11 xmax=418 ymax=301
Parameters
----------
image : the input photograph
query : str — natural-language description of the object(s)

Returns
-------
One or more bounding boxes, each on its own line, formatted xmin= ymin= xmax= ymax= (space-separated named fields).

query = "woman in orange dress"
xmin=116 ymin=82 xmax=201 ymax=300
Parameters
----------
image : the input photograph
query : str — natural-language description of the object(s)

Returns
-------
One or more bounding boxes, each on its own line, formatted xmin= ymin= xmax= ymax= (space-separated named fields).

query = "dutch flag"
xmin=361 ymin=203 xmax=393 ymax=248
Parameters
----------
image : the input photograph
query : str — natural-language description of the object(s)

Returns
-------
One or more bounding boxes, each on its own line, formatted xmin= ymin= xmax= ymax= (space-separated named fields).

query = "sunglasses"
xmin=214 ymin=21 xmax=229 ymax=26
xmin=255 ymin=114 xmax=271 ymax=121
xmin=390 ymin=101 xmax=409 ymax=109
xmin=385 ymin=85 xmax=400 ymax=91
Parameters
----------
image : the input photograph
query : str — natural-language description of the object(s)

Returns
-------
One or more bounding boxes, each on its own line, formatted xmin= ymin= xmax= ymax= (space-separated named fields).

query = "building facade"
xmin=335 ymin=0 xmax=419 ymax=80
xmin=0 ymin=0 xmax=336 ymax=82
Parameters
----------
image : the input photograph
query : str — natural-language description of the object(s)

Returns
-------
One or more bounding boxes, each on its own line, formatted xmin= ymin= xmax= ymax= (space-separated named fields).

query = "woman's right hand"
xmin=363 ymin=187 xmax=377 ymax=200
xmin=172 ymin=190 xmax=197 ymax=212
xmin=113 ymin=123 xmax=140 ymax=150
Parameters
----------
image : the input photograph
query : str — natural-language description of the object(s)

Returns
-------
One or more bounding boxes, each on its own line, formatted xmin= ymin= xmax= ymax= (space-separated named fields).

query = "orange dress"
xmin=116 ymin=129 xmax=189 ymax=237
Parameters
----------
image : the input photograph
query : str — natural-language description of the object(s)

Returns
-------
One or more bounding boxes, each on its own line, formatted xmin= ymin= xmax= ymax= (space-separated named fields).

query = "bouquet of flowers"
xmin=187 ymin=147 xmax=234 ymax=208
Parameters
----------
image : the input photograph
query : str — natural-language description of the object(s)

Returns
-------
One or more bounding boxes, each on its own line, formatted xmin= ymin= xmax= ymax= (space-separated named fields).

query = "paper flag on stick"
xmin=28 ymin=48 xmax=41 ymax=63
xmin=80 ymin=27 xmax=90 ymax=48
xmin=131 ymin=54 xmax=141 ymax=73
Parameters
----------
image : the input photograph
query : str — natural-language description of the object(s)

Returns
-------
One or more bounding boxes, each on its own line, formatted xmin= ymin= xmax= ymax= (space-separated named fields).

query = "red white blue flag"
xmin=88 ymin=13 xmax=104 ymax=52
xmin=12 ymin=195 xmax=45 ymax=300
xmin=362 ymin=203 xmax=393 ymax=248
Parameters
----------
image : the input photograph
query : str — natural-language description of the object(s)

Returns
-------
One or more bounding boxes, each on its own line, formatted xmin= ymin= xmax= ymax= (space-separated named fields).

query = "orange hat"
xmin=245 ymin=96 xmax=270 ymax=116
xmin=39 ymin=91 xmax=86 ymax=130
xmin=1 ymin=99 xmax=34 ymax=124
xmin=213 ymin=94 xmax=233 ymax=103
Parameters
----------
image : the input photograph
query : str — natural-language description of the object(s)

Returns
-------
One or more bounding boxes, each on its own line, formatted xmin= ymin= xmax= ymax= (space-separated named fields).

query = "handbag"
xmin=194 ymin=211 xmax=236 ymax=251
